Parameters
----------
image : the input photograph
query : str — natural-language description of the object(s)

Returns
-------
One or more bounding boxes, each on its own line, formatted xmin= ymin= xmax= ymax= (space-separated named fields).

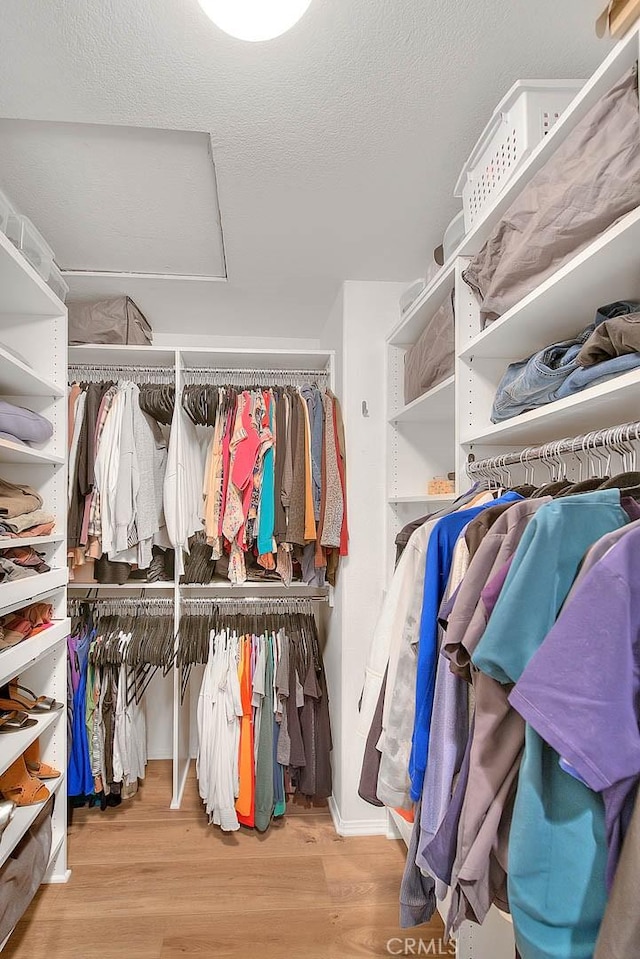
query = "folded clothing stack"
xmin=492 ymin=300 xmax=640 ymax=423
xmin=0 ymin=401 xmax=52 ymax=449
xmin=0 ymin=547 xmax=50 ymax=583
xmin=0 ymin=603 xmax=53 ymax=650
xmin=0 ymin=478 xmax=55 ymax=539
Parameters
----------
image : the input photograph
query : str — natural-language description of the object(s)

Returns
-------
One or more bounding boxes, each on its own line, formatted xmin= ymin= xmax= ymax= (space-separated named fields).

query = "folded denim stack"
xmin=491 ymin=301 xmax=640 ymax=423
xmin=0 ymin=478 xmax=55 ymax=540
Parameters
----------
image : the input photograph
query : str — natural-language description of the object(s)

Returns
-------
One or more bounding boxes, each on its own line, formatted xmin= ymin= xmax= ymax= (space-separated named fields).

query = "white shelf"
xmin=0 ymin=344 xmax=64 ymax=399
xmin=180 ymin=582 xmax=329 ymax=595
xmin=389 ymin=376 xmax=455 ymax=424
xmin=0 ymin=710 xmax=62 ymax=779
xmin=460 ymin=207 xmax=640 ymax=362
xmin=0 ymin=773 xmax=64 ymax=870
xmin=180 ymin=347 xmax=334 ymax=372
xmin=388 ymin=494 xmax=457 ymax=504
xmin=0 ymin=231 xmax=65 ymax=318
xmin=0 ymin=569 xmax=68 ymax=616
xmin=68 ymin=581 xmax=175 ymax=590
xmin=68 ymin=344 xmax=177 ymax=369
xmin=0 ymin=619 xmax=70 ymax=690
xmin=463 ymin=368 xmax=640 ymax=448
xmin=0 ymin=534 xmax=63 ymax=550
xmin=0 ymin=438 xmax=64 ymax=466
xmin=388 ymin=807 xmax=413 ymax=846
xmin=387 ymin=262 xmax=455 ymax=347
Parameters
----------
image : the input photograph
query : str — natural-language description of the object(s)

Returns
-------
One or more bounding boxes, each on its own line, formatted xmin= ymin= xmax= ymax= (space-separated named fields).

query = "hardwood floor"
xmin=4 ymin=761 xmax=444 ymax=959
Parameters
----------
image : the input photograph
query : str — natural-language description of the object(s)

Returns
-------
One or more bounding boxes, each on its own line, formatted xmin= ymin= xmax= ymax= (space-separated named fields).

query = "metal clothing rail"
xmin=182 ymin=367 xmax=330 ymax=387
xmin=180 ymin=596 xmax=324 ymax=612
xmin=68 ymin=363 xmax=175 ymax=384
xmin=467 ymin=420 xmax=640 ymax=480
xmin=68 ymin=596 xmax=174 ymax=614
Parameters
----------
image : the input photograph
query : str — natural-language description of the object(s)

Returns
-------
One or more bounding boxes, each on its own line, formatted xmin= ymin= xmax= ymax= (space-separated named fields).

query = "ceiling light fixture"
xmin=198 ymin=0 xmax=313 ymax=42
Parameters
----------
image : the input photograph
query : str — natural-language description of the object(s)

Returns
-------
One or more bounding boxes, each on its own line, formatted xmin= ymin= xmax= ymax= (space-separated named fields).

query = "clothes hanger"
xmin=598 ymin=423 xmax=640 ymax=494
xmin=533 ymin=441 xmax=571 ymax=496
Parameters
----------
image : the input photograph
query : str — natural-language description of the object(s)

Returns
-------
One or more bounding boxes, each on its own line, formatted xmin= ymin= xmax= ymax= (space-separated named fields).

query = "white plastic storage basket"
xmin=454 ymin=79 xmax=585 ymax=231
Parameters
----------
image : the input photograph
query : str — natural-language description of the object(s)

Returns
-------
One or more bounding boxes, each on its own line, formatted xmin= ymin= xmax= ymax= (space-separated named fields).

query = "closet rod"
xmin=467 ymin=419 xmax=640 ymax=477
xmin=180 ymin=598 xmax=325 ymax=612
xmin=68 ymin=363 xmax=175 ymax=383
xmin=184 ymin=367 xmax=330 ymax=377
xmin=68 ymin=597 xmax=174 ymax=611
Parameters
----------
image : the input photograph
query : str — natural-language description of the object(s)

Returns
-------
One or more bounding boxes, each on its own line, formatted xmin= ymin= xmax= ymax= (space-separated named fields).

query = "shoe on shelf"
xmin=0 ymin=799 xmax=15 ymax=840
xmin=0 ymin=709 xmax=37 ymax=733
xmin=0 ymin=754 xmax=49 ymax=806
xmin=0 ymin=680 xmax=63 ymax=714
xmin=24 ymin=738 xmax=60 ymax=780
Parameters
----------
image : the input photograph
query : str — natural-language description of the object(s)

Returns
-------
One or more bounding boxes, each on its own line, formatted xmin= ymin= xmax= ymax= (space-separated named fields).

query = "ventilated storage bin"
xmin=6 ymin=213 xmax=54 ymax=280
xmin=454 ymin=79 xmax=585 ymax=231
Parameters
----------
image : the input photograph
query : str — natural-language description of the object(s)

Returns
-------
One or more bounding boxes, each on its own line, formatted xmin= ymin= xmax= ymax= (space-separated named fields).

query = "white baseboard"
xmin=327 ymin=795 xmax=389 ymax=837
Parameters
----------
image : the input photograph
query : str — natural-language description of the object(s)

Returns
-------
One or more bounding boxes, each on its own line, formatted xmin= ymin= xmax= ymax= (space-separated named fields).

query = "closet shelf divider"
xmin=0 ymin=618 xmax=70 ymax=690
xmin=0 ymin=569 xmax=68 ymax=617
xmin=462 ymin=367 xmax=640 ymax=448
xmin=0 ymin=439 xmax=64 ymax=467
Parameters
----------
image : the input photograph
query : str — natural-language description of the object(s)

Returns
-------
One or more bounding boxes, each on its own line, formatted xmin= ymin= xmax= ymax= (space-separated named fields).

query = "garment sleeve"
xmin=472 ymin=516 xmax=556 ymax=685
xmin=509 ymin=558 xmax=640 ymax=793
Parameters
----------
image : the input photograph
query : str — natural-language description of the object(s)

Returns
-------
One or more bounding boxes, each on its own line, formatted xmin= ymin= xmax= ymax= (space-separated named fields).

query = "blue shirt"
xmin=473 ymin=491 xmax=628 ymax=959
xmin=408 ymin=491 xmax=523 ymax=801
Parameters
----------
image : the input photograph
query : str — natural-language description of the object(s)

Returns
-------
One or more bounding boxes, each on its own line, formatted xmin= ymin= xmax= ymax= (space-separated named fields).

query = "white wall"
xmin=153 ymin=332 xmax=321 ymax=350
xmin=322 ymin=280 xmax=408 ymax=832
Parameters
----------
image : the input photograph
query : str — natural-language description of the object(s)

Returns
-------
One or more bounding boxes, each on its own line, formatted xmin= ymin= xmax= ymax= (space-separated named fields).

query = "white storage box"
xmin=0 ymin=189 xmax=15 ymax=238
xmin=48 ymin=263 xmax=69 ymax=304
xmin=454 ymin=79 xmax=585 ymax=231
xmin=6 ymin=213 xmax=54 ymax=280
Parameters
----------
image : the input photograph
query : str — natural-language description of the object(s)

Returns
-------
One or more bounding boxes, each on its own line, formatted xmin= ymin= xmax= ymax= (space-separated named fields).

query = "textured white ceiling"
xmin=0 ymin=0 xmax=610 ymax=338
xmin=0 ymin=121 xmax=224 ymax=276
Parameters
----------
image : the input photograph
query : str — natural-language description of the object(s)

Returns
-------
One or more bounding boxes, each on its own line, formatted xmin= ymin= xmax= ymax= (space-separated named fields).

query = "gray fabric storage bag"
xmin=68 ymin=296 xmax=153 ymax=345
xmin=0 ymin=797 xmax=53 ymax=942
xmin=463 ymin=67 xmax=640 ymax=328
xmin=404 ymin=294 xmax=455 ymax=405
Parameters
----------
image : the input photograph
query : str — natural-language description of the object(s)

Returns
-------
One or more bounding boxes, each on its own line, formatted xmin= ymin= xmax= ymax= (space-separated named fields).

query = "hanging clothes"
xmin=182 ymin=602 xmax=333 ymax=832
xmin=175 ymin=381 xmax=348 ymax=587
xmin=68 ymin=378 xmax=172 ymax=580
xmin=360 ymin=477 xmax=640 ymax=959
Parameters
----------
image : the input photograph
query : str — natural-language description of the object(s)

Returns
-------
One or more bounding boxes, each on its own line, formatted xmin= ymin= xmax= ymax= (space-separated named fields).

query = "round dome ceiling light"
xmin=198 ymin=0 xmax=313 ymax=42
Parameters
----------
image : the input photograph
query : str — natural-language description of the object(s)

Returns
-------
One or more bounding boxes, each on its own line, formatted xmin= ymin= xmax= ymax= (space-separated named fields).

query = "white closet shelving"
xmin=0 ymin=228 xmax=69 ymax=893
xmin=67 ymin=343 xmax=335 ymax=809
xmin=384 ymin=23 xmax=640 ymax=959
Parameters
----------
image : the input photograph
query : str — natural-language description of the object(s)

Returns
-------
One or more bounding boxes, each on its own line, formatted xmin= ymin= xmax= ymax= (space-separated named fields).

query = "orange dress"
xmin=236 ymin=637 xmax=255 ymax=826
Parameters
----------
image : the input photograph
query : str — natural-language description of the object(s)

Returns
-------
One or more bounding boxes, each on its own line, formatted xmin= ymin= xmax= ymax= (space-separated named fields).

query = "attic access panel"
xmin=0 ymin=120 xmax=225 ymax=278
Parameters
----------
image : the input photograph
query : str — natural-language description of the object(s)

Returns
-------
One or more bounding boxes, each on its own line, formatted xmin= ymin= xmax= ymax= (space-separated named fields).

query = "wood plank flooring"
xmin=4 ymin=761 xmax=444 ymax=959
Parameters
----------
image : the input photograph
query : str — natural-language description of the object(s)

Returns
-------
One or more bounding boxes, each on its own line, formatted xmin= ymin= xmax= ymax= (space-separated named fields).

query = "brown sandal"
xmin=2 ymin=681 xmax=63 ymax=714
xmin=0 ymin=755 xmax=49 ymax=806
xmin=24 ymin=739 xmax=60 ymax=780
